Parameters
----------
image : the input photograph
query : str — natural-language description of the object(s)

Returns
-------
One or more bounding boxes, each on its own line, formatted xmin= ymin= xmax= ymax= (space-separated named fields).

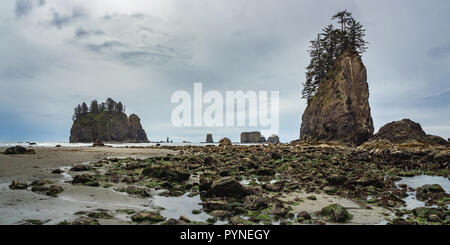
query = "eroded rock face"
xmin=371 ymin=119 xmax=449 ymax=145
xmin=241 ymin=132 xmax=266 ymax=143
xmin=70 ymin=112 xmax=149 ymax=143
xmin=300 ymin=50 xmax=374 ymax=146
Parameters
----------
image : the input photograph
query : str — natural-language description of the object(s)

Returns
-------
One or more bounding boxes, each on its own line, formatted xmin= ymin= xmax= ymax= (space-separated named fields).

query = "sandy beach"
xmin=0 ymin=146 xmax=178 ymax=225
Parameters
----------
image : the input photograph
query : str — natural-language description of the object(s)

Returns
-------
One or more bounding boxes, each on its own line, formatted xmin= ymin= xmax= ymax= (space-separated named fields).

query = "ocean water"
xmin=0 ymin=142 xmax=220 ymax=148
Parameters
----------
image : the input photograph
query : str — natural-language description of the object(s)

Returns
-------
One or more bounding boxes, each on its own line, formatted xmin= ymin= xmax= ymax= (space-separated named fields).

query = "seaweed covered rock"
xmin=300 ymin=50 xmax=374 ymax=146
xmin=416 ymin=184 xmax=446 ymax=202
xmin=208 ymin=177 xmax=253 ymax=198
xmin=131 ymin=211 xmax=165 ymax=223
xmin=9 ymin=180 xmax=28 ymax=190
xmin=141 ymin=167 xmax=190 ymax=182
xmin=318 ymin=204 xmax=353 ymax=222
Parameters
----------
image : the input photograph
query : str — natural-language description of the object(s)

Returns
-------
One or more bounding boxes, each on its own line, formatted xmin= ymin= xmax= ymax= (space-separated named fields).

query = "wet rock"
xmin=318 ymin=204 xmax=353 ymax=223
xmin=270 ymin=151 xmax=282 ymax=160
xmin=271 ymin=202 xmax=290 ymax=217
xmin=47 ymin=185 xmax=64 ymax=197
xmin=9 ymin=180 xmax=28 ymax=190
xmin=122 ymin=185 xmax=151 ymax=197
xmin=326 ymin=174 xmax=347 ymax=186
xmin=70 ymin=164 xmax=91 ymax=171
xmin=92 ymin=140 xmax=105 ymax=147
xmin=210 ymin=210 xmax=232 ymax=219
xmin=306 ymin=195 xmax=317 ymax=201
xmin=324 ymin=186 xmax=338 ymax=194
xmin=243 ymin=195 xmax=270 ymax=211
xmin=71 ymin=216 xmax=100 ymax=225
xmin=3 ymin=146 xmax=35 ymax=155
xmin=179 ymin=215 xmax=191 ymax=223
xmin=141 ymin=167 xmax=190 ymax=182
xmin=72 ymin=174 xmax=97 ymax=184
xmin=428 ymin=214 xmax=441 ymax=222
xmin=388 ymin=218 xmax=410 ymax=225
xmin=416 ymin=184 xmax=445 ymax=201
xmin=208 ymin=177 xmax=253 ymax=198
xmin=31 ymin=186 xmax=49 ymax=193
xmin=51 ymin=168 xmax=63 ymax=174
xmin=202 ymin=200 xmax=233 ymax=211
xmin=219 ymin=138 xmax=232 ymax=147
xmin=300 ymin=50 xmax=374 ymax=146
xmin=297 ymin=211 xmax=311 ymax=220
xmin=203 ymin=156 xmax=217 ymax=165
xmin=131 ymin=211 xmax=165 ymax=223
xmin=256 ymin=168 xmax=275 ymax=176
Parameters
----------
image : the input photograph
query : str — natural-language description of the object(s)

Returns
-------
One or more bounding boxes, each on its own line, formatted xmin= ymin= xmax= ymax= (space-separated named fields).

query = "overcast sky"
xmin=0 ymin=0 xmax=449 ymax=143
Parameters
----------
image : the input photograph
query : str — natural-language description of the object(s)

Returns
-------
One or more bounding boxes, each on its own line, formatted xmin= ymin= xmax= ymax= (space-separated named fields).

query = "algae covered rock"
xmin=318 ymin=204 xmax=353 ymax=222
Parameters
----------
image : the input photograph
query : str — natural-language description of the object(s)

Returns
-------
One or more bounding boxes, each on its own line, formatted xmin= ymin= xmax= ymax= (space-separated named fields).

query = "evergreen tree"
xmin=116 ymin=102 xmax=124 ymax=113
xmin=89 ymin=100 xmax=99 ymax=113
xmin=301 ymin=10 xmax=368 ymax=104
xmin=106 ymin=97 xmax=116 ymax=112
xmin=81 ymin=102 xmax=89 ymax=115
xmin=99 ymin=102 xmax=105 ymax=113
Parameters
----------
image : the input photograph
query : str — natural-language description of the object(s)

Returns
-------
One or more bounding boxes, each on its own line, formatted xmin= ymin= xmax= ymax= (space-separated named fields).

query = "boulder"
xmin=131 ymin=211 xmax=165 ymax=223
xmin=218 ymin=138 xmax=232 ymax=147
xmin=243 ymin=195 xmax=270 ymax=211
xmin=208 ymin=177 xmax=253 ymax=198
xmin=266 ymin=134 xmax=280 ymax=143
xmin=9 ymin=180 xmax=28 ymax=190
xmin=141 ymin=167 xmax=190 ymax=182
xmin=318 ymin=204 xmax=353 ymax=223
xmin=416 ymin=184 xmax=446 ymax=201
xmin=92 ymin=140 xmax=105 ymax=147
xmin=205 ymin=134 xmax=214 ymax=143
xmin=300 ymin=50 xmax=374 ymax=146
xmin=3 ymin=146 xmax=35 ymax=155
xmin=240 ymin=132 xmax=266 ymax=143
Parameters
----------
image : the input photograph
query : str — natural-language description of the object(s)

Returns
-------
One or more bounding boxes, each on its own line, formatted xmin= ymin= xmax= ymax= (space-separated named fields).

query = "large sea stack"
xmin=70 ymin=99 xmax=149 ymax=143
xmin=300 ymin=50 xmax=374 ymax=146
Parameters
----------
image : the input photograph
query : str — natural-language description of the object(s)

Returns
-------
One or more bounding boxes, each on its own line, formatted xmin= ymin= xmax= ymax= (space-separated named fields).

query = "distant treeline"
xmin=73 ymin=98 xmax=125 ymax=121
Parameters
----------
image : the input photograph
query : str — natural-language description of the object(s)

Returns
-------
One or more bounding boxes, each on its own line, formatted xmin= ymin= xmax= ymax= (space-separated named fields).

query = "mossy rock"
xmin=318 ymin=204 xmax=353 ymax=223
xmin=131 ymin=211 xmax=166 ymax=223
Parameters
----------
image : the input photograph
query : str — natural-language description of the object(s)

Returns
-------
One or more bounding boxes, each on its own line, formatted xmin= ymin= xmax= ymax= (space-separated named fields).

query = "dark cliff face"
xmin=70 ymin=112 xmax=149 ymax=143
xmin=300 ymin=50 xmax=374 ymax=146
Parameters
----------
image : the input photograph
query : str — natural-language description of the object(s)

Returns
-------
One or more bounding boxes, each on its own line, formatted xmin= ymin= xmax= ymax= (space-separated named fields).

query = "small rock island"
xmin=70 ymin=98 xmax=149 ymax=143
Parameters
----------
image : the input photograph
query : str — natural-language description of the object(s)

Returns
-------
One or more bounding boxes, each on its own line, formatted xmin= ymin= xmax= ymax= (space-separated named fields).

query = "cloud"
xmin=15 ymin=0 xmax=45 ymax=17
xmin=49 ymin=7 xmax=86 ymax=29
xmin=428 ymin=42 xmax=450 ymax=59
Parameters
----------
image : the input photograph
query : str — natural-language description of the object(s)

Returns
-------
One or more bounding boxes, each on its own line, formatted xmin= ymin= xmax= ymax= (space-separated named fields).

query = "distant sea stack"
xmin=69 ymin=98 xmax=149 ymax=143
xmin=267 ymin=134 xmax=280 ymax=143
xmin=300 ymin=50 xmax=374 ymax=146
xmin=206 ymin=134 xmax=214 ymax=143
xmin=240 ymin=132 xmax=266 ymax=143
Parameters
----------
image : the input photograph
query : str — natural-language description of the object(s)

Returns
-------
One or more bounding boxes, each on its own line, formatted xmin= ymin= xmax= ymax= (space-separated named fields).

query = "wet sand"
xmin=0 ymin=146 xmax=178 ymax=225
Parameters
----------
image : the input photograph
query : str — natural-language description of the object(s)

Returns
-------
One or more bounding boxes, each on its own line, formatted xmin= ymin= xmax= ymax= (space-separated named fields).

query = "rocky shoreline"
xmin=2 ymin=142 xmax=447 ymax=225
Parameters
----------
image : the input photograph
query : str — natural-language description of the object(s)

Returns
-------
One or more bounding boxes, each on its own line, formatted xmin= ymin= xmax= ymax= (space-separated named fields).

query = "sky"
xmin=0 ymin=0 xmax=449 ymax=143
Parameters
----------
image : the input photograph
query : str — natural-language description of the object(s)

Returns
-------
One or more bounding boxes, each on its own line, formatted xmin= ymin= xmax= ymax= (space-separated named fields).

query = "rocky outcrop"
xmin=206 ymin=134 xmax=214 ymax=143
xmin=219 ymin=138 xmax=232 ymax=147
xmin=240 ymin=132 xmax=266 ymax=143
xmin=70 ymin=112 xmax=149 ymax=143
xmin=3 ymin=146 xmax=35 ymax=155
xmin=300 ymin=50 xmax=374 ymax=146
xmin=267 ymin=134 xmax=280 ymax=143
xmin=371 ymin=119 xmax=449 ymax=145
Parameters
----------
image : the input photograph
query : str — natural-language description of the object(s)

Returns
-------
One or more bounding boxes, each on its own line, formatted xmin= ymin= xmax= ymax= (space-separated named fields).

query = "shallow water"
xmin=396 ymin=175 xmax=450 ymax=210
xmin=151 ymin=192 xmax=226 ymax=224
xmin=0 ymin=142 xmax=268 ymax=148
